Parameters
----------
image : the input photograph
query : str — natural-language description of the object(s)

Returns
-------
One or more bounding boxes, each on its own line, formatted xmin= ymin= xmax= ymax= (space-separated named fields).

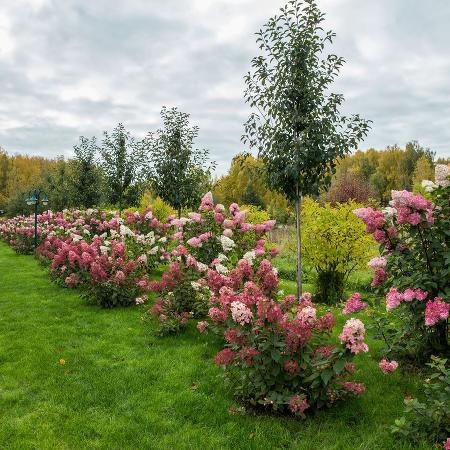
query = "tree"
xmin=325 ymin=172 xmax=375 ymax=206
xmin=41 ymin=157 xmax=72 ymax=211
xmin=99 ymin=123 xmax=146 ymax=210
xmin=147 ymin=107 xmax=215 ymax=217
xmin=71 ymin=136 xmax=103 ymax=208
xmin=412 ymin=154 xmax=434 ymax=185
xmin=243 ymin=0 xmax=371 ymax=298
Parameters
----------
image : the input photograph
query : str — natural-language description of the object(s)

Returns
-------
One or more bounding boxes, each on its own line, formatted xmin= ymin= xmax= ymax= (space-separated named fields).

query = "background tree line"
xmin=0 ymin=107 xmax=215 ymax=216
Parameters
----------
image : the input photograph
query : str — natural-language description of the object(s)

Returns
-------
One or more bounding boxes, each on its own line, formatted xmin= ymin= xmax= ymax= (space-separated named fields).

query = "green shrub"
xmin=240 ymin=204 xmax=270 ymax=224
xmin=301 ymin=198 xmax=374 ymax=304
xmin=392 ymin=356 xmax=450 ymax=444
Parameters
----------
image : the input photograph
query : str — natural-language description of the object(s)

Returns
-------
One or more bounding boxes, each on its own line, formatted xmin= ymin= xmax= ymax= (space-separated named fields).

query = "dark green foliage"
xmin=243 ymin=0 xmax=371 ymax=201
xmin=392 ymin=357 xmax=450 ymax=444
xmin=100 ymin=123 xmax=147 ymax=210
xmin=147 ymin=107 xmax=215 ymax=217
xmin=315 ymin=269 xmax=345 ymax=305
xmin=71 ymin=136 xmax=103 ymax=208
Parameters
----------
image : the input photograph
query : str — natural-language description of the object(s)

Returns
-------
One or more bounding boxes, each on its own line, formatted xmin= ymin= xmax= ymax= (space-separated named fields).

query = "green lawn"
xmin=0 ymin=243 xmax=432 ymax=449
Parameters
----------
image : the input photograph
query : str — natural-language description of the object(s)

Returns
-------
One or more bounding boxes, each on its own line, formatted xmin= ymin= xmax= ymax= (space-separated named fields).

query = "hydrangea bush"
xmin=355 ymin=179 xmax=449 ymax=361
xmin=201 ymin=257 xmax=368 ymax=415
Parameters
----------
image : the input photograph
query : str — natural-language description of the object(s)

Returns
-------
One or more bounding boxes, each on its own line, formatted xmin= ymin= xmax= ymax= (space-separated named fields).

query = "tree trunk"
xmin=295 ymin=194 xmax=302 ymax=301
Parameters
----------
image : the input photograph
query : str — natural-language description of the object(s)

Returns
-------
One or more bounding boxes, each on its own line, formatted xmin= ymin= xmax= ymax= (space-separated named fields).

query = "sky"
xmin=1 ymin=0 xmax=449 ymax=174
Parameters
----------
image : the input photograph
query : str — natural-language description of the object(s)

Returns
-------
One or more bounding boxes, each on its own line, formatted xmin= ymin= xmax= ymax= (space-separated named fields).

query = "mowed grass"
xmin=0 ymin=243 xmax=432 ymax=450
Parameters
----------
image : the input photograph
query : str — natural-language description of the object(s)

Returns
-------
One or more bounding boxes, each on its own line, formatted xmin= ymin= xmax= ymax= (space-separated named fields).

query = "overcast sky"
xmin=1 ymin=0 xmax=449 ymax=174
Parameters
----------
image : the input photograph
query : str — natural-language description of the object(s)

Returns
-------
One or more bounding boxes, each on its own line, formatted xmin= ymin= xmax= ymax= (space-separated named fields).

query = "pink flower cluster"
xmin=338 ymin=318 xmax=369 ymax=354
xmin=385 ymin=287 xmax=428 ymax=311
xmin=338 ymin=381 xmax=365 ymax=396
xmin=288 ymin=395 xmax=309 ymax=415
xmin=389 ymin=190 xmax=434 ymax=225
xmin=424 ymin=298 xmax=449 ymax=326
xmin=230 ymin=301 xmax=253 ymax=325
xmin=378 ymin=359 xmax=398 ymax=374
xmin=342 ymin=293 xmax=367 ymax=315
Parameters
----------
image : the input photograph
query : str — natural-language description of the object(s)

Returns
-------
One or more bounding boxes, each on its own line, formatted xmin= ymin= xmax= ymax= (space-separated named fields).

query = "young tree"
xmin=147 ymin=107 xmax=215 ymax=217
xmin=243 ymin=0 xmax=371 ymax=299
xmin=412 ymin=154 xmax=435 ymax=185
xmin=70 ymin=136 xmax=103 ymax=208
xmin=99 ymin=123 xmax=146 ymax=210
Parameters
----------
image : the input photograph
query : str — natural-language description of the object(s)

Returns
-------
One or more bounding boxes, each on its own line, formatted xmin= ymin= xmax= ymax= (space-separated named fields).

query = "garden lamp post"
xmin=25 ymin=189 xmax=49 ymax=249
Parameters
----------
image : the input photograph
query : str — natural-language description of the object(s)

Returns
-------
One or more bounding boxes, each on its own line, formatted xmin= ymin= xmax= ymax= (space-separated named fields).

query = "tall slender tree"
xmin=99 ymin=123 xmax=146 ymax=210
xmin=147 ymin=107 xmax=215 ymax=217
xmin=71 ymin=136 xmax=103 ymax=208
xmin=243 ymin=0 xmax=371 ymax=299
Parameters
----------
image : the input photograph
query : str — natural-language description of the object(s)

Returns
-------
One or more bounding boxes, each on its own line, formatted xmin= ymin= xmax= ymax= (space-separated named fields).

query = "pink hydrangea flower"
xmin=230 ymin=301 xmax=253 ymax=326
xmin=186 ymin=237 xmax=202 ymax=248
xmin=288 ymin=395 xmax=308 ymax=415
xmin=379 ymin=359 xmax=398 ymax=374
xmin=339 ymin=381 xmax=365 ymax=396
xmin=367 ymin=256 xmax=387 ymax=269
xmin=196 ymin=321 xmax=209 ymax=333
xmin=214 ymin=348 xmax=233 ymax=367
xmin=208 ymin=307 xmax=227 ymax=323
xmin=284 ymin=359 xmax=300 ymax=375
xmin=297 ymin=305 xmax=317 ymax=326
xmin=443 ymin=438 xmax=450 ymax=450
xmin=425 ymin=298 xmax=449 ymax=326
xmin=199 ymin=192 xmax=214 ymax=211
xmin=371 ymin=267 xmax=388 ymax=287
xmin=342 ymin=293 xmax=367 ymax=315
xmin=386 ymin=287 xmax=403 ymax=311
xmin=339 ymin=318 xmax=369 ymax=354
xmin=114 ymin=270 xmax=125 ymax=284
xmin=188 ymin=212 xmax=202 ymax=222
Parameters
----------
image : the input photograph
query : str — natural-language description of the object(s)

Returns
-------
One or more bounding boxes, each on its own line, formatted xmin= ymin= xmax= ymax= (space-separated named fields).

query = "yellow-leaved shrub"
xmin=300 ymin=198 xmax=374 ymax=303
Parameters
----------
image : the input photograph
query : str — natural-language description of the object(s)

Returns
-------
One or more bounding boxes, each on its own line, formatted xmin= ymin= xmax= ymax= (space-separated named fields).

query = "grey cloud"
xmin=0 ymin=0 xmax=449 ymax=176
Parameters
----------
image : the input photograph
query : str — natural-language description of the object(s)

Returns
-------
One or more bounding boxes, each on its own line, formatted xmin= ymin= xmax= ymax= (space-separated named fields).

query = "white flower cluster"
xmin=215 ymin=263 xmax=229 ymax=275
xmin=242 ymin=250 xmax=256 ymax=265
xmin=219 ymin=235 xmax=236 ymax=252
xmin=435 ymin=164 xmax=449 ymax=187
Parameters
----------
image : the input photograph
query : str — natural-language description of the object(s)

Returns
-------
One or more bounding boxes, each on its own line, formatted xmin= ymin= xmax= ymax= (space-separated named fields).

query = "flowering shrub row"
xmin=147 ymin=193 xmax=277 ymax=333
xmin=0 ymin=195 xmax=276 ymax=310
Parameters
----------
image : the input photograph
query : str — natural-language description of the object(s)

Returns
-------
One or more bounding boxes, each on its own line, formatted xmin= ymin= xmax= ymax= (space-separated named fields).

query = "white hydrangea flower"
xmin=219 ymin=235 xmax=236 ymax=252
xmin=217 ymin=253 xmax=228 ymax=262
xmin=215 ymin=263 xmax=229 ymax=275
xmin=120 ymin=224 xmax=134 ymax=236
xmin=158 ymin=237 xmax=167 ymax=244
xmin=148 ymin=246 xmax=159 ymax=255
xmin=243 ymin=250 xmax=256 ymax=264
xmin=421 ymin=179 xmax=437 ymax=192
xmin=197 ymin=262 xmax=209 ymax=272
xmin=435 ymin=164 xmax=449 ymax=187
xmin=382 ymin=207 xmax=396 ymax=218
xmin=100 ymin=246 xmax=108 ymax=254
xmin=191 ymin=281 xmax=202 ymax=291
